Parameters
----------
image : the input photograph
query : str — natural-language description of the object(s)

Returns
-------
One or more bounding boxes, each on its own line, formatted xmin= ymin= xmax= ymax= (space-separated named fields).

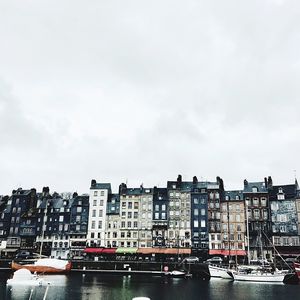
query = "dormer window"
xmin=235 ymin=195 xmax=240 ymax=200
xmin=225 ymin=195 xmax=230 ymax=201
xmin=277 ymin=188 xmax=285 ymax=200
xmin=252 ymin=187 xmax=258 ymax=193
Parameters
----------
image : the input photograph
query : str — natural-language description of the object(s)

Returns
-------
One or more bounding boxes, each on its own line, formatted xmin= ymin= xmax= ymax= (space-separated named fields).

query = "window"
xmin=94 ymin=191 xmax=98 ymax=196
xmin=155 ymin=213 xmax=159 ymax=219
xmin=100 ymin=191 xmax=104 ymax=196
xmin=194 ymin=198 xmax=199 ymax=204
xmin=134 ymin=202 xmax=139 ymax=209
xmin=194 ymin=209 xmax=199 ymax=216
xmin=93 ymin=200 xmax=97 ymax=206
xmin=121 ymin=221 xmax=125 ymax=228
xmin=128 ymin=202 xmax=132 ymax=209
xmin=128 ymin=212 xmax=132 ymax=218
xmin=99 ymin=210 xmax=103 ymax=217
xmin=194 ymin=220 xmax=199 ymax=228
xmin=98 ymin=221 xmax=102 ymax=229
xmin=77 ymin=207 xmax=82 ymax=213
xmin=201 ymin=209 xmax=206 ymax=216
xmin=162 ymin=204 xmax=166 ymax=211
xmin=201 ymin=220 xmax=206 ymax=228
xmin=162 ymin=212 xmax=166 ymax=219
xmin=59 ymin=216 xmax=64 ymax=222
xmin=100 ymin=200 xmax=104 ymax=206
xmin=91 ymin=221 xmax=95 ymax=229
xmin=261 ymin=198 xmax=267 ymax=206
xmin=76 ymin=216 xmax=81 ymax=222
xmin=128 ymin=221 xmax=132 ymax=228
xmin=134 ymin=221 xmax=138 ymax=228
xmin=252 ymin=187 xmax=258 ymax=193
xmin=92 ymin=210 xmax=96 ymax=217
xmin=155 ymin=205 xmax=159 ymax=211
xmin=134 ymin=212 xmax=138 ymax=219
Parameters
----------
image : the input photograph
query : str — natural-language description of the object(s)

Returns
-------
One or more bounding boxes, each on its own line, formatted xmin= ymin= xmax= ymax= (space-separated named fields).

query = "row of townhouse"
xmin=0 ymin=175 xmax=300 ymax=261
xmin=86 ymin=175 xmax=300 ymax=261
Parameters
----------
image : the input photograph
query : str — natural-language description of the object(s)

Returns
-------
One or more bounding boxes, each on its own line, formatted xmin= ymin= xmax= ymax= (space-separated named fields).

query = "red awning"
xmin=209 ymin=249 xmax=246 ymax=256
xmin=84 ymin=248 xmax=104 ymax=254
xmin=102 ymin=248 xmax=117 ymax=254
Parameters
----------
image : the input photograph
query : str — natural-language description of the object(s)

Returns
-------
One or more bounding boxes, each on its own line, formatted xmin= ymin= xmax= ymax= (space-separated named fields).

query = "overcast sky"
xmin=0 ymin=0 xmax=299 ymax=195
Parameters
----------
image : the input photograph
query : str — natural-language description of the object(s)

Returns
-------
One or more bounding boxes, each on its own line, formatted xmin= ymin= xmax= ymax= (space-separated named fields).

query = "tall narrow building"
xmin=87 ymin=180 xmax=111 ymax=247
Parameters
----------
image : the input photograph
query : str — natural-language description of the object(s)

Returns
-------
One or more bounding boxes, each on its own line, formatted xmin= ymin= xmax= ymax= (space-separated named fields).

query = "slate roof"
xmin=90 ymin=183 xmax=112 ymax=191
xmin=167 ymin=181 xmax=218 ymax=191
xmin=224 ymin=190 xmax=244 ymax=201
xmin=243 ymin=181 xmax=267 ymax=193
xmin=269 ymin=184 xmax=297 ymax=200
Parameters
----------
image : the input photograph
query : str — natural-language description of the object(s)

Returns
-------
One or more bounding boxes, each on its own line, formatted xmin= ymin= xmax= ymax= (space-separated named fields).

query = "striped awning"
xmin=209 ymin=249 xmax=246 ymax=256
xmin=115 ymin=247 xmax=138 ymax=254
xmin=83 ymin=248 xmax=104 ymax=254
xmin=137 ymin=248 xmax=191 ymax=255
xmin=102 ymin=248 xmax=117 ymax=254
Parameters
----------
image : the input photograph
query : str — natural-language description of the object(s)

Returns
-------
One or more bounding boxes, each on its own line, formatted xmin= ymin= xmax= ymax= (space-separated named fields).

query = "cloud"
xmin=0 ymin=0 xmax=299 ymax=194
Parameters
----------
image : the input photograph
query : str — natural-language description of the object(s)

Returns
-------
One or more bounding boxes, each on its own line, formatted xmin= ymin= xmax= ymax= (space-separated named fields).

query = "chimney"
xmin=193 ymin=176 xmax=198 ymax=184
xmin=91 ymin=179 xmax=96 ymax=188
xmin=267 ymin=176 xmax=273 ymax=189
xmin=244 ymin=179 xmax=248 ymax=187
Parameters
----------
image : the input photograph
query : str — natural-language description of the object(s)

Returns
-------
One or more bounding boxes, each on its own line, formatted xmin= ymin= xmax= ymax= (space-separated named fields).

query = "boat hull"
xmin=11 ymin=261 xmax=71 ymax=274
xmin=233 ymin=273 xmax=285 ymax=282
xmin=208 ymin=265 xmax=234 ymax=279
xmin=294 ymin=262 xmax=300 ymax=279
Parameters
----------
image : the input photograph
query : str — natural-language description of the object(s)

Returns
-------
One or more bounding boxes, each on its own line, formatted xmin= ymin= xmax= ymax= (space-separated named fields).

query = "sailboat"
xmin=232 ymin=229 xmax=293 ymax=283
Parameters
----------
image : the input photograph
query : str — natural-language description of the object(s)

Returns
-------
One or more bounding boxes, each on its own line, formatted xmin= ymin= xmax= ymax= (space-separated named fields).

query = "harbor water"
xmin=0 ymin=273 xmax=300 ymax=300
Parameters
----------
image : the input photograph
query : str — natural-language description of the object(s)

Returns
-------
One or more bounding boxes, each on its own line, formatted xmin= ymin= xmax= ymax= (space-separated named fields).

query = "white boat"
xmin=7 ymin=268 xmax=49 ymax=286
xmin=166 ymin=270 xmax=186 ymax=278
xmin=233 ymin=270 xmax=286 ymax=282
xmin=12 ymin=258 xmax=71 ymax=274
xmin=208 ymin=264 xmax=234 ymax=279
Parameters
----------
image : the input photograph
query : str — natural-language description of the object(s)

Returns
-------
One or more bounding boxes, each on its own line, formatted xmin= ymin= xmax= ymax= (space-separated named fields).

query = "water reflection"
xmin=1 ymin=273 xmax=299 ymax=300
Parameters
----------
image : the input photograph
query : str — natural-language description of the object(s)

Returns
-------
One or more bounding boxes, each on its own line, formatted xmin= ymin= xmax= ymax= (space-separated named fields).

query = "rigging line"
xmin=261 ymin=231 xmax=293 ymax=271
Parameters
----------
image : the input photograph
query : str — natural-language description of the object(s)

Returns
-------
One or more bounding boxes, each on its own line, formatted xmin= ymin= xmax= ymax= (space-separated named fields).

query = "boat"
xmin=232 ymin=268 xmax=286 ymax=282
xmin=166 ymin=270 xmax=186 ymax=278
xmin=293 ymin=262 xmax=300 ymax=279
xmin=7 ymin=268 xmax=49 ymax=286
xmin=208 ymin=264 xmax=234 ymax=279
xmin=11 ymin=258 xmax=71 ymax=274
